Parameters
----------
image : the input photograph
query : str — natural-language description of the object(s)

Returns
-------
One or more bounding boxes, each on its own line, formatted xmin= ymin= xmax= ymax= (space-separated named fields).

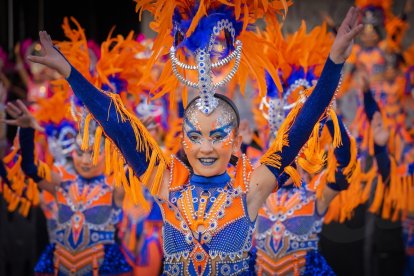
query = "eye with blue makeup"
xmin=209 ymin=123 xmax=234 ymax=144
xmin=184 ymin=121 xmax=234 ymax=145
xmin=187 ymin=130 xmax=203 ymax=144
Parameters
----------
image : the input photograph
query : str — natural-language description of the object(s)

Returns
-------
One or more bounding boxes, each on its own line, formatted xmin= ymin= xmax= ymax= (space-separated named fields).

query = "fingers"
xmin=16 ymin=100 xmax=30 ymax=114
xmin=345 ymin=23 xmax=364 ymax=40
xmin=26 ymin=55 xmax=46 ymax=65
xmin=39 ymin=31 xmax=53 ymax=51
xmin=350 ymin=7 xmax=359 ymax=28
xmin=0 ymin=119 xmax=19 ymax=126
xmin=34 ymin=123 xmax=45 ymax=132
xmin=340 ymin=6 xmax=355 ymax=29
xmin=5 ymin=102 xmax=22 ymax=118
xmin=372 ymin=112 xmax=382 ymax=126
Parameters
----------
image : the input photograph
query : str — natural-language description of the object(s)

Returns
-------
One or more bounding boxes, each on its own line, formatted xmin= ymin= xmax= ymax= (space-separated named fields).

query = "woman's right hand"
xmin=27 ymin=31 xmax=71 ymax=78
xmin=2 ymin=100 xmax=44 ymax=131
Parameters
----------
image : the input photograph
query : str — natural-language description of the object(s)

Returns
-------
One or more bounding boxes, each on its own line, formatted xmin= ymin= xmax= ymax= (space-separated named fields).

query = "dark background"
xmin=0 ymin=0 xmax=142 ymax=53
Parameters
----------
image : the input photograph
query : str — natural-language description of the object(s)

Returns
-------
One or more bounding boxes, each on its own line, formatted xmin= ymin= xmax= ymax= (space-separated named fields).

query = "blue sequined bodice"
xmin=157 ymin=156 xmax=255 ymax=275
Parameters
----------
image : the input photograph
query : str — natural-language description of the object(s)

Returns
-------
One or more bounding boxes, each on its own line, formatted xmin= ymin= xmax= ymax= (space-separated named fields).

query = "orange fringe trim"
xmin=81 ymin=92 xmax=168 ymax=201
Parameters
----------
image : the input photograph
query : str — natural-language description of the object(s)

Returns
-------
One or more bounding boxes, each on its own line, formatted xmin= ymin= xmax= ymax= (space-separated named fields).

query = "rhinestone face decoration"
xmin=183 ymin=100 xmax=237 ymax=146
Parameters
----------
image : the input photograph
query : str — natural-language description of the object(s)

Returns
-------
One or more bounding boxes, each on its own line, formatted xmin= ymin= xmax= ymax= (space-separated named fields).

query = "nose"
xmin=199 ymin=138 xmax=213 ymax=154
xmin=80 ymin=152 xmax=92 ymax=165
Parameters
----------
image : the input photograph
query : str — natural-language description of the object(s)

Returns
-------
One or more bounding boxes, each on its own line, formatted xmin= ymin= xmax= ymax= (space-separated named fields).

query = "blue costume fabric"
xmin=363 ymin=89 xmax=391 ymax=181
xmin=33 ymin=171 xmax=131 ymax=275
xmin=264 ymin=57 xmax=344 ymax=184
xmin=157 ymin=161 xmax=256 ymax=276
xmin=66 ymin=67 xmax=150 ymax=177
xmin=326 ymin=119 xmax=351 ymax=191
xmin=19 ymin=127 xmax=43 ymax=182
xmin=255 ymin=181 xmax=335 ymax=275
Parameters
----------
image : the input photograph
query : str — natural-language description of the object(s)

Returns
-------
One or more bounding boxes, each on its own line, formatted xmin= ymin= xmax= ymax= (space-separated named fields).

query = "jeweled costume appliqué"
xmin=255 ymin=175 xmax=334 ymax=275
xmin=156 ymin=155 xmax=255 ymax=275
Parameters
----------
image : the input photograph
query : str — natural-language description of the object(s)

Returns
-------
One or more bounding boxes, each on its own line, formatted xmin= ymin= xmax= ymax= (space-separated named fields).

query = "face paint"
xmin=184 ymin=99 xmax=237 ymax=146
xmin=71 ymin=136 xmax=105 ymax=179
xmin=182 ymin=98 xmax=241 ymax=177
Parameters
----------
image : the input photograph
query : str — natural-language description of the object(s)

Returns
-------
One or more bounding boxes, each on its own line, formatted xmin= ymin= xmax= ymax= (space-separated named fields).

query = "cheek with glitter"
xmin=182 ymin=135 xmax=193 ymax=150
xmin=221 ymin=134 xmax=234 ymax=149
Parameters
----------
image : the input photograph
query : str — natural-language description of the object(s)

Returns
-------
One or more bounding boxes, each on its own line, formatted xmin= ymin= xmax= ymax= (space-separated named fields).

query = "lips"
xmin=198 ymin=158 xmax=218 ymax=166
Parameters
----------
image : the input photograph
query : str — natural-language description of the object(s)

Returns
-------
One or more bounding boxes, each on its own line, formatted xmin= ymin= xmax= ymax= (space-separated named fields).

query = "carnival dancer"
xmin=26 ymin=2 xmax=362 ymax=274
xmin=3 ymin=99 xmax=132 ymax=276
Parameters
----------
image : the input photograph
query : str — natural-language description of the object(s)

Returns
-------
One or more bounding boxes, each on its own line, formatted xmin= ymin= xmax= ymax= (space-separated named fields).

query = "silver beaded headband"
xmin=169 ymin=19 xmax=242 ymax=115
xmin=261 ymin=79 xmax=309 ymax=136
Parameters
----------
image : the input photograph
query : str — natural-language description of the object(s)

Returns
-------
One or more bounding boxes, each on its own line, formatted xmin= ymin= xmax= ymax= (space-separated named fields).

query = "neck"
xmin=190 ymin=171 xmax=231 ymax=189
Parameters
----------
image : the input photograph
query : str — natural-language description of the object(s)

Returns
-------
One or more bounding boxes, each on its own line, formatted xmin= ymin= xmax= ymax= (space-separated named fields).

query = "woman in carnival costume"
xmin=359 ymin=71 xmax=414 ymax=276
xmin=58 ymin=17 xmax=165 ymax=275
xmin=238 ymin=20 xmax=360 ymax=275
xmin=3 ymin=99 xmax=132 ymax=276
xmin=28 ymin=1 xmax=362 ymax=274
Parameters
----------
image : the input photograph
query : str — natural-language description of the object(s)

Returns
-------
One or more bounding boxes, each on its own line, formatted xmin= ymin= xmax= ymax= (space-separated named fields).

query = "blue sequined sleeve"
xmin=326 ymin=118 xmax=352 ymax=191
xmin=264 ymin=57 xmax=344 ymax=183
xmin=374 ymin=144 xmax=391 ymax=183
xmin=0 ymin=159 xmax=10 ymax=186
xmin=19 ymin=127 xmax=43 ymax=182
xmin=66 ymin=66 xmax=151 ymax=176
xmin=363 ymin=88 xmax=391 ymax=183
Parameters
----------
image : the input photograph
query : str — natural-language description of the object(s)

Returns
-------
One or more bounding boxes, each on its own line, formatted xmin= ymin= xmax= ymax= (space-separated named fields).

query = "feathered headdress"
xmin=135 ymin=0 xmax=291 ymax=114
xmin=355 ymin=0 xmax=393 ymax=30
xmin=260 ymin=21 xmax=334 ymax=142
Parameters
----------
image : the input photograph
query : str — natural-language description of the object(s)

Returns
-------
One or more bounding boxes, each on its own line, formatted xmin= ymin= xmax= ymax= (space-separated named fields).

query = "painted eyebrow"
xmin=184 ymin=117 xmax=198 ymax=131
xmin=209 ymin=123 xmax=233 ymax=136
xmin=187 ymin=130 xmax=202 ymax=136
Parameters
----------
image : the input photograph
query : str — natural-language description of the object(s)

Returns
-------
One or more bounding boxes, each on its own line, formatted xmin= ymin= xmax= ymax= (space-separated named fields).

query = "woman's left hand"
xmin=2 ymin=100 xmax=44 ymax=131
xmin=330 ymin=6 xmax=364 ymax=64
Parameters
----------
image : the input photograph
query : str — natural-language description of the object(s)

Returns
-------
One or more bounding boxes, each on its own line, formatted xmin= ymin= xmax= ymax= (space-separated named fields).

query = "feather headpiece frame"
xmin=135 ymin=0 xmax=291 ymax=114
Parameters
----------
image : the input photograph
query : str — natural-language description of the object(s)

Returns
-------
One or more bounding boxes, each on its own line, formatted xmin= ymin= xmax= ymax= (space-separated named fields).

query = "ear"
xmin=232 ymin=133 xmax=243 ymax=154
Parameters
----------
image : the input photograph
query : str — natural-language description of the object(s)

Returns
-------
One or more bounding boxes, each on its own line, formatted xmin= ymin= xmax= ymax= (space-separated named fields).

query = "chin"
xmin=77 ymin=168 xmax=101 ymax=179
xmin=194 ymin=166 xmax=225 ymax=177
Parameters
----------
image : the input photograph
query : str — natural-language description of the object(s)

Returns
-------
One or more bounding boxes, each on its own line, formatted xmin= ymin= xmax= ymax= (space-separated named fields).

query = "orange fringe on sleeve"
xmin=368 ymin=156 xmax=414 ymax=221
xmin=1 ymin=147 xmax=41 ymax=217
xmin=81 ymin=91 xmax=168 ymax=198
xmin=322 ymin=127 xmax=362 ymax=223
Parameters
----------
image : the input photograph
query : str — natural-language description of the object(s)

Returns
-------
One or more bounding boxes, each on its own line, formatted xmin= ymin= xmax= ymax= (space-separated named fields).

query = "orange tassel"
xmin=38 ymin=161 xmax=52 ymax=182
xmin=328 ymin=109 xmax=342 ymax=148
xmin=284 ymin=165 xmax=302 ymax=187
xmin=369 ymin=175 xmax=384 ymax=214
xmin=81 ymin=113 xmax=93 ymax=150
xmin=92 ymin=127 xmax=103 ymax=165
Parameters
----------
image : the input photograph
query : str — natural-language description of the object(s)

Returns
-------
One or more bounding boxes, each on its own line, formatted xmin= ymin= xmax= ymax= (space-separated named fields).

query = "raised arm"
xmin=363 ymin=89 xmax=391 ymax=183
xmin=247 ymin=6 xmax=363 ymax=220
xmin=28 ymin=32 xmax=167 ymax=197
